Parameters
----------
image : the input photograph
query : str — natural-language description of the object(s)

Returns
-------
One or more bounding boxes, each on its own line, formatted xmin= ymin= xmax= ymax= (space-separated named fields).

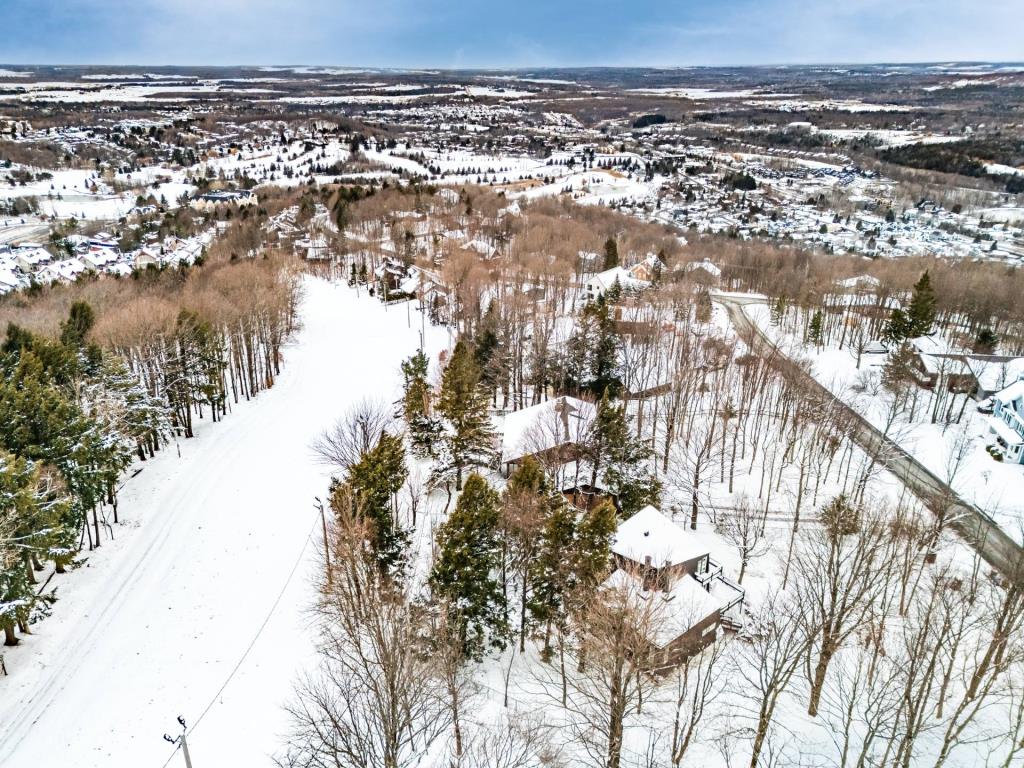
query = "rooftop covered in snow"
xmin=611 ymin=505 xmax=709 ymax=569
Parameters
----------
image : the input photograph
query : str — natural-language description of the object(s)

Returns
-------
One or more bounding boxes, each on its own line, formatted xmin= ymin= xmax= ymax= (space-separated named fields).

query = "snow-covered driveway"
xmin=0 ymin=278 xmax=442 ymax=767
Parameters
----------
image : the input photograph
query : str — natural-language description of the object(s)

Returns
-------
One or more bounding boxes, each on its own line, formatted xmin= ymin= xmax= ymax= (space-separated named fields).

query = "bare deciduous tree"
xmin=734 ymin=591 xmax=815 ymax=768
xmin=713 ymin=495 xmax=770 ymax=585
xmin=312 ymin=397 xmax=396 ymax=471
xmin=277 ymin=511 xmax=449 ymax=768
xmin=457 ymin=712 xmax=561 ymax=768
xmin=666 ymin=640 xmax=726 ymax=767
xmin=544 ymin=581 xmax=661 ymax=768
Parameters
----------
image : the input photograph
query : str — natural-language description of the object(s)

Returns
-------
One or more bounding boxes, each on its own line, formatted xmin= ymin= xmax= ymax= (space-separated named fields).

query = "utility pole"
xmin=314 ymin=496 xmax=331 ymax=585
xmin=164 ymin=716 xmax=193 ymax=768
xmin=180 ymin=732 xmax=193 ymax=768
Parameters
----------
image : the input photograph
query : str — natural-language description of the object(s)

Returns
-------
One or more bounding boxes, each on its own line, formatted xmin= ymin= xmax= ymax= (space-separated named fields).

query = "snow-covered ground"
xmin=0 ymin=277 xmax=448 ymax=768
xmin=744 ymin=301 xmax=1024 ymax=542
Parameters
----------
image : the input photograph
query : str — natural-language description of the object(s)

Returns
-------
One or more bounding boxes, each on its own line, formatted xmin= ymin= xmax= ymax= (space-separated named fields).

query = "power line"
xmin=158 ymin=510 xmax=322 ymax=768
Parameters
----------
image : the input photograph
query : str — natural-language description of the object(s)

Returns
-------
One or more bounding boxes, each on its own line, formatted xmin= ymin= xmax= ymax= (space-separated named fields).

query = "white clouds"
xmin=3 ymin=0 xmax=1022 ymax=67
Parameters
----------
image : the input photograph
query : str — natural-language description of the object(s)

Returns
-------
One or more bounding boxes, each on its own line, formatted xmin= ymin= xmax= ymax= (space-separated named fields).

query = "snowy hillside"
xmin=0 ymin=278 xmax=448 ymax=768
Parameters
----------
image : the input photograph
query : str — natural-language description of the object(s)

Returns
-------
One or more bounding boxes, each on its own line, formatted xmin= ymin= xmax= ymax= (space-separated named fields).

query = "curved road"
xmin=714 ymin=294 xmax=1023 ymax=583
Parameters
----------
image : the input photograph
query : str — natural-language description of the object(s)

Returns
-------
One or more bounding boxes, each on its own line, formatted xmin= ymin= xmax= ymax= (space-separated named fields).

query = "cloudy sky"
xmin=3 ymin=0 xmax=1022 ymax=68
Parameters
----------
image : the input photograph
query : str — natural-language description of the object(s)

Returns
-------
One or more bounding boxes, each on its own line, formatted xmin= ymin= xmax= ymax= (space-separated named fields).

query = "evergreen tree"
xmin=334 ymin=431 xmax=409 ymax=575
xmin=586 ymin=393 xmax=661 ymax=516
xmin=883 ymin=308 xmax=913 ymax=345
xmin=430 ymin=474 xmax=508 ymax=660
xmin=807 ymin=309 xmax=824 ymax=348
xmin=0 ymin=453 xmax=41 ymax=646
xmin=59 ymin=301 xmax=95 ymax=349
xmin=528 ymin=497 xmax=577 ymax=657
xmin=602 ymin=237 xmax=619 ymax=270
xmin=0 ymin=352 xmax=101 ymax=562
xmin=474 ymin=303 xmax=501 ymax=397
xmin=528 ymin=497 xmax=616 ymax=659
xmin=974 ymin=327 xmax=998 ymax=355
xmin=695 ymin=290 xmax=712 ymax=324
xmin=882 ymin=344 xmax=918 ymax=394
xmin=436 ymin=341 xmax=496 ymax=490
xmin=571 ymin=499 xmax=618 ymax=595
xmin=906 ymin=270 xmax=937 ymax=337
xmin=399 ymin=350 xmax=441 ymax=458
xmin=563 ymin=299 xmax=623 ymax=399
xmin=588 ymin=300 xmax=622 ymax=398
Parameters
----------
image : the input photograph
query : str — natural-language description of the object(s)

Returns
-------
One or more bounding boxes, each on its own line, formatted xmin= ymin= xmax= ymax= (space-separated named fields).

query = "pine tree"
xmin=503 ymin=456 xmax=553 ymax=649
xmin=0 ymin=451 xmax=68 ymax=646
xmin=528 ymin=498 xmax=577 ymax=658
xmin=436 ymin=341 xmax=496 ymax=490
xmin=571 ymin=499 xmax=617 ymax=596
xmin=473 ymin=303 xmax=501 ymax=398
xmin=906 ymin=270 xmax=937 ymax=337
xmin=807 ymin=309 xmax=824 ymax=348
xmin=59 ymin=301 xmax=95 ymax=349
xmin=587 ymin=393 xmax=661 ymax=515
xmin=0 ymin=352 xmax=99 ymax=560
xmin=603 ymin=237 xmax=619 ymax=270
xmin=695 ymin=290 xmax=712 ymax=324
xmin=335 ymin=431 xmax=409 ymax=575
xmin=400 ymin=350 xmax=441 ymax=458
xmin=430 ymin=474 xmax=508 ymax=660
xmin=528 ymin=496 xmax=616 ymax=659
xmin=883 ymin=308 xmax=912 ymax=345
xmin=569 ymin=299 xmax=622 ymax=399
xmin=974 ymin=327 xmax=998 ymax=355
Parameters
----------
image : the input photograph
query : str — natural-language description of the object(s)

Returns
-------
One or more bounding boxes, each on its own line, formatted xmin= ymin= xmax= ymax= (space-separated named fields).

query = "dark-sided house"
xmin=500 ymin=396 xmax=596 ymax=474
xmin=907 ymin=336 xmax=975 ymax=392
xmin=601 ymin=505 xmax=744 ymax=670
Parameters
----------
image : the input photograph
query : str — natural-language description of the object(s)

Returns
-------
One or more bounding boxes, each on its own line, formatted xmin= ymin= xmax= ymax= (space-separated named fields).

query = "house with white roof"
xmin=14 ymin=246 xmax=52 ymax=273
xmin=907 ymin=335 xmax=974 ymax=391
xmin=134 ymin=248 xmax=161 ymax=270
xmin=500 ymin=395 xmax=596 ymax=472
xmin=0 ymin=267 xmax=23 ymax=294
xmin=966 ymin=357 xmax=1024 ymax=400
xmin=684 ymin=259 xmax=722 ymax=286
xmin=990 ymin=380 xmax=1024 ymax=464
xmin=40 ymin=257 xmax=87 ymax=284
xmin=583 ymin=266 xmax=648 ymax=301
xmin=82 ymin=250 xmax=116 ymax=270
xmin=602 ymin=505 xmax=744 ymax=668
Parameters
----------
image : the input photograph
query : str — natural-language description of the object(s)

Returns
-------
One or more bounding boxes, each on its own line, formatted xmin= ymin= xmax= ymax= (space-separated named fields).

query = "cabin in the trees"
xmin=684 ymin=259 xmax=722 ymax=287
xmin=500 ymin=395 xmax=596 ymax=473
xmin=602 ymin=505 xmax=744 ymax=670
xmin=908 ymin=336 xmax=974 ymax=392
xmin=627 ymin=253 xmax=665 ymax=283
xmin=990 ymin=379 xmax=1024 ymax=464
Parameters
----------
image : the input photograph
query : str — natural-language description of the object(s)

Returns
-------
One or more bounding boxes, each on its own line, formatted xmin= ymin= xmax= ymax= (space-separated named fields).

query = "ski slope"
xmin=0 ymin=278 xmax=447 ymax=767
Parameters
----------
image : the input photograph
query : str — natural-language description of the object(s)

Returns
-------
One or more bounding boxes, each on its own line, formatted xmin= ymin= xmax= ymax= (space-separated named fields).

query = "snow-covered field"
xmin=0 ymin=278 xmax=447 ymax=768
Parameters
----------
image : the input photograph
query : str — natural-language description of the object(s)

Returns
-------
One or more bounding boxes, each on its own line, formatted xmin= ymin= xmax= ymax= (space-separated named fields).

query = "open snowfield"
xmin=0 ymin=277 xmax=447 ymax=768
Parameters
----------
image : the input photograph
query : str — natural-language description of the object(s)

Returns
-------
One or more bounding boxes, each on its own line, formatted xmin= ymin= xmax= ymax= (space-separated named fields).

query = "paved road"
xmin=0 ymin=220 xmax=50 ymax=246
xmin=713 ymin=294 xmax=1024 ymax=582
